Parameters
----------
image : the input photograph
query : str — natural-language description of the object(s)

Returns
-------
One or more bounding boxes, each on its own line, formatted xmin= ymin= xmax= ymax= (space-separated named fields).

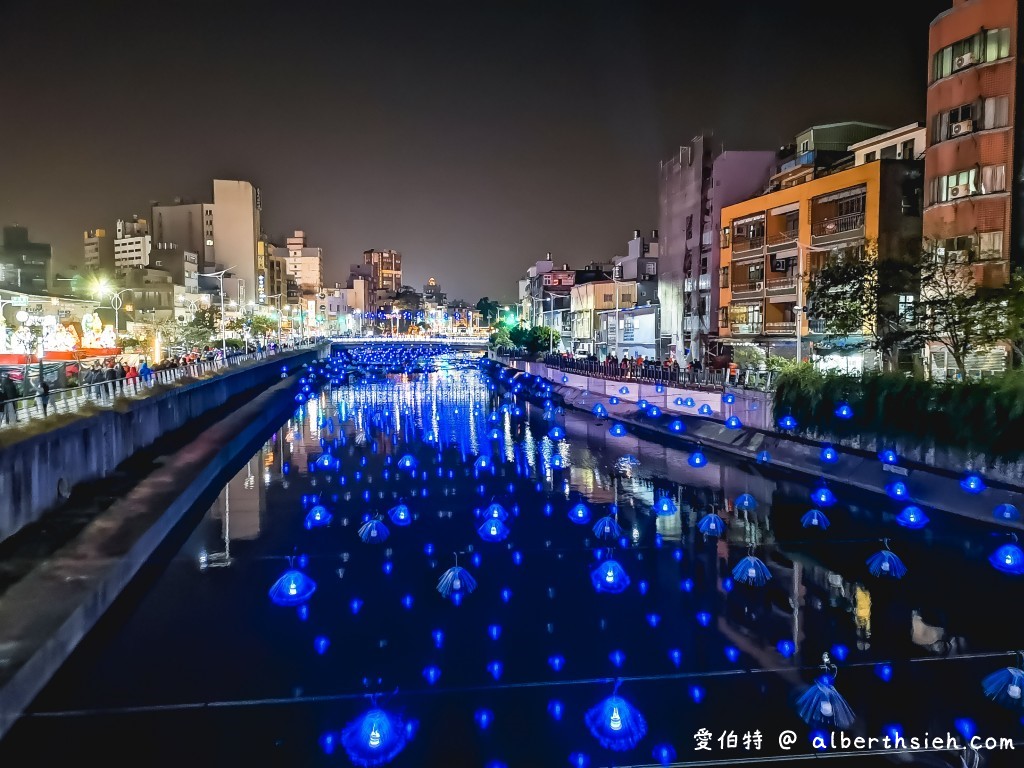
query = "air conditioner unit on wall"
xmin=950 ymin=120 xmax=974 ymax=137
xmin=949 ymin=183 xmax=973 ymax=199
xmin=755 ymin=281 xmax=764 ymax=292
xmin=953 ymin=52 xmax=977 ymax=71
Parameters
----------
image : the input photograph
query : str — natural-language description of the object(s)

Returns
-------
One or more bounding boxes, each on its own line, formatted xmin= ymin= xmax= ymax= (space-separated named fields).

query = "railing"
xmin=730 ymin=322 xmax=763 ymax=335
xmin=540 ymin=355 xmax=727 ymax=390
xmin=767 ymin=231 xmax=799 ymax=246
xmin=807 ymin=318 xmax=828 ymax=334
xmin=811 ymin=212 xmax=864 ymax=238
xmin=331 ymin=335 xmax=487 ymax=345
xmin=765 ymin=277 xmax=797 ymax=295
xmin=731 ymin=236 xmax=765 ymax=254
xmin=731 ymin=281 xmax=763 ymax=297
xmin=0 ymin=344 xmax=318 ymax=430
xmin=765 ymin=321 xmax=797 ymax=335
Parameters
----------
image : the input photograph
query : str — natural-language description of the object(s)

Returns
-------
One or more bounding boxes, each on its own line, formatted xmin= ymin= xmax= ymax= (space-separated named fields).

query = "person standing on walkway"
xmin=36 ymin=376 xmax=50 ymax=417
xmin=103 ymin=362 xmax=116 ymax=398
xmin=2 ymin=373 xmax=19 ymax=424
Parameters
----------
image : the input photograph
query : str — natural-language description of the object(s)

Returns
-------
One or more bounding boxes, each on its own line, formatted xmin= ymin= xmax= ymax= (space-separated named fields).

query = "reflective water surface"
xmin=3 ymin=357 xmax=1023 ymax=767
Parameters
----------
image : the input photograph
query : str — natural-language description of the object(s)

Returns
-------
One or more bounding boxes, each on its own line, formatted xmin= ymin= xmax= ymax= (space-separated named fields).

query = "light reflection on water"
xmin=7 ymin=360 xmax=1024 ymax=767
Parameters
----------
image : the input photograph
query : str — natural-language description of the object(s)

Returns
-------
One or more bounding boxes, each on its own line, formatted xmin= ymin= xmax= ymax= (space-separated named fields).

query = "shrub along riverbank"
xmin=773 ymin=365 xmax=1024 ymax=461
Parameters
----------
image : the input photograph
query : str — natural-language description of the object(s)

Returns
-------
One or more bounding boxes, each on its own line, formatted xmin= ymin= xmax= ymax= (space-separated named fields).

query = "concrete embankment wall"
xmin=491 ymin=360 xmax=1024 ymax=527
xmin=0 ymin=348 xmax=324 ymax=544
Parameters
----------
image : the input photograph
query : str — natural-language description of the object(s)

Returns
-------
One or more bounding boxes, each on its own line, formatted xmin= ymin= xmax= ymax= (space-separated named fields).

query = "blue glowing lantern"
xmin=359 ymin=519 xmax=389 ymax=543
xmin=550 ymin=455 xmax=565 ymax=470
xmin=478 ymin=519 xmax=510 ymax=542
xmin=801 ymin=509 xmax=831 ymax=530
xmin=397 ymin=454 xmax=417 ymax=470
xmin=756 ymin=449 xmax=771 ymax=464
xmin=609 ymin=396 xmax=620 ymax=405
xmin=697 ymin=512 xmax=725 ymax=537
xmin=885 ymin=481 xmax=909 ymax=500
xmin=268 ymin=569 xmax=317 ymax=606
xmin=340 ymin=707 xmax=411 ymax=766
xmin=548 ymin=426 xmax=566 ymax=441
xmin=725 ymin=415 xmax=742 ymax=429
xmin=778 ymin=414 xmax=798 ymax=430
xmin=735 ymin=493 xmax=758 ymax=511
xmin=673 ymin=396 xmax=684 ymax=406
xmin=474 ymin=455 xmax=491 ymax=470
xmin=637 ymin=399 xmax=649 ymax=410
xmin=654 ymin=496 xmax=677 ymax=516
xmin=698 ymin=403 xmax=713 ymax=416
xmin=732 ymin=554 xmax=772 ymax=586
xmin=305 ymin=505 xmax=333 ymax=529
xmin=682 ymin=397 xmax=696 ymax=408
xmin=989 ymin=540 xmax=1024 ymax=575
xmin=668 ymin=419 xmax=685 ymax=433
xmin=619 ymin=386 xmax=630 ymax=395
xmin=486 ymin=502 xmax=509 ymax=521
xmin=820 ymin=445 xmax=839 ymax=463
xmin=585 ymin=691 xmax=647 ymax=752
xmin=796 ymin=675 xmax=856 ymax=729
xmin=591 ymin=559 xmax=630 ymax=593
xmin=866 ymin=543 xmax=908 ymax=579
xmin=591 ymin=403 xmax=608 ymax=418
xmin=388 ymin=504 xmax=411 ymax=526
xmin=896 ymin=505 xmax=929 ymax=529
xmin=655 ymin=383 xmax=665 ymax=393
xmin=811 ymin=484 xmax=836 ymax=507
xmin=569 ymin=502 xmax=592 ymax=524
xmin=995 ymin=503 xmax=1020 ymax=521
xmin=609 ymin=422 xmax=628 ymax=437
xmin=878 ymin=448 xmax=899 ymax=465
xmin=961 ymin=473 xmax=986 ymax=494
xmin=834 ymin=402 xmax=853 ymax=419
xmin=593 ymin=515 xmax=624 ymax=542
xmin=437 ymin=562 xmax=477 ymax=599
xmin=688 ymin=447 xmax=708 ymax=468
xmin=648 ymin=405 xmax=662 ymax=418
xmin=723 ymin=393 xmax=736 ymax=405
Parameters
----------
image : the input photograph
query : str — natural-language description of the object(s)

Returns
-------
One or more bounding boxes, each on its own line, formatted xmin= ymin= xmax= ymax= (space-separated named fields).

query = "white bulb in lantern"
xmin=819 ymin=699 xmax=834 ymax=718
xmin=453 ymin=577 xmax=461 ymax=590
xmin=605 ymin=568 xmax=615 ymax=583
xmin=747 ymin=567 xmax=756 ymax=579
xmin=880 ymin=561 xmax=890 ymax=572
xmin=490 ymin=525 xmax=497 ymax=536
xmin=609 ymin=707 xmax=622 ymax=731
xmin=1009 ymin=684 xmax=1021 ymax=700
xmin=369 ymin=725 xmax=381 ymax=748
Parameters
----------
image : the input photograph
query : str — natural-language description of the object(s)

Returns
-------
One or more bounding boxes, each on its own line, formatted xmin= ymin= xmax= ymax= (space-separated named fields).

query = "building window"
xmin=603 ymin=293 xmax=613 ymax=303
xmin=981 ymin=96 xmax=1011 ymax=130
xmin=864 ymin=151 xmax=877 ymax=162
xmin=644 ymin=261 xmax=657 ymax=275
xmin=721 ymin=226 xmax=731 ymax=247
xmin=881 ymin=145 xmax=898 ymax=159
xmin=980 ymin=164 xmax=1007 ymax=193
xmin=930 ymin=169 xmax=977 ymax=204
xmin=747 ymin=264 xmax=764 ymax=283
xmin=800 ymin=140 xmax=810 ymax=152
xmin=720 ymin=266 xmax=729 ymax=288
xmin=701 ymin=229 xmax=712 ymax=246
xmin=933 ymin=28 xmax=1010 ymax=81
xmin=901 ymin=138 xmax=915 ymax=158
xmin=719 ymin=307 xmax=729 ymax=328
xmin=979 ymin=231 xmax=1004 ymax=261
xmin=985 ymin=27 xmax=1011 ymax=62
xmin=685 ymin=214 xmax=693 ymax=240
xmin=898 ymin=294 xmax=915 ymax=323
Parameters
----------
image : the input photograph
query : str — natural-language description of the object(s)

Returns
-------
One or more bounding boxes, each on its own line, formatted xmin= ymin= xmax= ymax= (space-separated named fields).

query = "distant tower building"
xmin=83 ymin=228 xmax=115 ymax=273
xmin=363 ymin=249 xmax=402 ymax=292
xmin=113 ymin=215 xmax=152 ymax=274
xmin=423 ymin=277 xmax=446 ymax=308
xmin=0 ymin=226 xmax=51 ymax=292
xmin=151 ymin=198 xmax=217 ymax=272
xmin=278 ymin=230 xmax=324 ymax=301
xmin=211 ymin=179 xmax=261 ymax=307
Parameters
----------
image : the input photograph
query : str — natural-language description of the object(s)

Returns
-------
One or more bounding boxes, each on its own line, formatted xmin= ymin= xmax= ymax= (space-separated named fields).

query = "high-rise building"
xmin=279 ymin=230 xmax=324 ymax=300
xmin=212 ymin=179 xmax=261 ymax=308
xmin=924 ymin=0 xmax=1019 ymax=377
xmin=83 ymin=229 xmax=115 ymax=274
xmin=150 ymin=242 xmax=199 ymax=293
xmin=113 ymin=216 xmax=152 ymax=274
xmin=658 ymin=137 xmax=777 ymax=363
xmin=151 ymin=199 xmax=217 ymax=272
xmin=0 ymin=225 xmax=51 ymax=292
xmin=363 ymin=249 xmax=402 ymax=292
xmin=423 ymin=277 xmax=446 ymax=309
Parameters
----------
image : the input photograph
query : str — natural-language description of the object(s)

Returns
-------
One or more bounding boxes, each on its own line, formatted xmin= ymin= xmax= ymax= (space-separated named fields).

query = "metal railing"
xmin=0 ymin=345 xmax=316 ymax=430
xmin=732 ymin=236 xmax=765 ymax=253
xmin=730 ymin=322 xmax=763 ymax=336
xmin=767 ymin=230 xmax=799 ymax=246
xmin=541 ymin=355 xmax=727 ymax=390
xmin=765 ymin=321 xmax=797 ymax=335
xmin=811 ymin=212 xmax=864 ymax=238
xmin=765 ymin=277 xmax=797 ymax=294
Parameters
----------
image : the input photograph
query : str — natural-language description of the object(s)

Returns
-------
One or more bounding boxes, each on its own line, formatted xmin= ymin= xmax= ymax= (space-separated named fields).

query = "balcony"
xmin=765 ymin=321 xmax=797 ymax=335
xmin=765 ymin=277 xmax=797 ymax=297
xmin=767 ymin=230 xmax=799 ymax=252
xmin=730 ymin=281 xmax=764 ymax=299
xmin=731 ymin=236 xmax=765 ymax=255
xmin=811 ymin=212 xmax=864 ymax=245
xmin=730 ymin=322 xmax=763 ymax=336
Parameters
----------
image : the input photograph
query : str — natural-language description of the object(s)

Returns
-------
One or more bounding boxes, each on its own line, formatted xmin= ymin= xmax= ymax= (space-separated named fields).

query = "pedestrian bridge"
xmin=329 ymin=335 xmax=487 ymax=347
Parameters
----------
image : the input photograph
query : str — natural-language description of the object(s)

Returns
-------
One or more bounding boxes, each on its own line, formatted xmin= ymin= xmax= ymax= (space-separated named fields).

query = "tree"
xmin=475 ymin=297 xmax=501 ymax=326
xmin=527 ymin=325 xmax=559 ymax=356
xmin=488 ymin=326 xmax=512 ymax=350
xmin=916 ymin=248 xmax=1012 ymax=378
xmin=191 ymin=307 xmax=220 ymax=330
xmin=154 ymin=319 xmax=212 ymax=352
xmin=806 ymin=240 xmax=921 ymax=371
xmin=509 ymin=325 xmax=531 ymax=349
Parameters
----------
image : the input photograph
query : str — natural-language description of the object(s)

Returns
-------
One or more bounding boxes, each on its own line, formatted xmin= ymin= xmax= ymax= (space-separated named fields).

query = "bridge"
xmin=328 ymin=335 xmax=487 ymax=347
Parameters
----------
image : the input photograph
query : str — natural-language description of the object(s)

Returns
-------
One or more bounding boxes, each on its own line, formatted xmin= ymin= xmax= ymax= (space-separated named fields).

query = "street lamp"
xmin=198 ymin=266 xmax=235 ymax=354
xmin=265 ymin=293 xmax=283 ymax=348
xmin=97 ymin=288 xmax=132 ymax=336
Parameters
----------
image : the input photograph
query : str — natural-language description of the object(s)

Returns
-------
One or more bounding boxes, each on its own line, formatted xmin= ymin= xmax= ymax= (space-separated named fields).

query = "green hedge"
xmin=773 ymin=365 xmax=1024 ymax=459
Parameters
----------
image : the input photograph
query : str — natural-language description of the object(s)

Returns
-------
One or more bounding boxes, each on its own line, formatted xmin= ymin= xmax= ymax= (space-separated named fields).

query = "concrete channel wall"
xmin=0 ymin=347 xmax=327 ymax=544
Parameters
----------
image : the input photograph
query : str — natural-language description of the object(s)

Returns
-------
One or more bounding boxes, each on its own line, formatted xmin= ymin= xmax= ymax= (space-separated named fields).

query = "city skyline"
xmin=1 ymin=0 xmax=946 ymax=299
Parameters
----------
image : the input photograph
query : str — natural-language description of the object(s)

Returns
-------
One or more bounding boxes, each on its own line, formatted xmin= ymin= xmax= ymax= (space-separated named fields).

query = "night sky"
xmin=1 ymin=0 xmax=948 ymax=301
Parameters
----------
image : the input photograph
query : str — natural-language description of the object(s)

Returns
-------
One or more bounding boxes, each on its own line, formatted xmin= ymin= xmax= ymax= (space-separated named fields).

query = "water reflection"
xmin=7 ymin=358 xmax=1024 ymax=767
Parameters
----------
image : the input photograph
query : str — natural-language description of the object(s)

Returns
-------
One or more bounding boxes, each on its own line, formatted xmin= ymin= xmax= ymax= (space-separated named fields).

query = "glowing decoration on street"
xmin=688 ymin=448 xmax=707 ymax=467
xmin=723 ymin=393 xmax=735 ymax=405
xmin=866 ymin=541 xmax=907 ymax=579
xmin=698 ymin=512 xmax=724 ymax=537
xmin=820 ymin=445 xmax=838 ymax=463
xmin=397 ymin=454 xmax=417 ymax=470
xmin=801 ymin=509 xmax=831 ymax=530
xmin=811 ymin=484 xmax=836 ymax=507
xmin=437 ymin=559 xmax=477 ymax=599
xmin=359 ymin=518 xmax=390 ymax=543
xmin=994 ymin=503 xmax=1020 ymax=521
xmin=896 ymin=506 xmax=929 ymax=529
xmin=725 ymin=415 xmax=742 ymax=429
xmin=478 ymin=519 xmax=510 ymax=542
xmin=548 ymin=426 xmax=565 ymax=441
xmin=734 ymin=493 xmax=757 ymax=511
xmin=305 ymin=505 xmax=332 ymax=529
xmin=879 ymin=448 xmax=898 ymax=464
xmin=669 ymin=419 xmax=684 ymax=433
xmin=834 ymin=402 xmax=853 ymax=419
xmin=885 ymin=481 xmax=909 ymax=500
xmin=990 ymin=538 xmax=1024 ymax=575
xmin=609 ymin=422 xmax=628 ymax=437
xmin=585 ymin=688 xmax=647 ymax=751
xmin=756 ymin=450 xmax=771 ymax=464
xmin=340 ymin=706 xmax=411 ymax=766
xmin=591 ymin=558 xmax=630 ymax=593
xmin=982 ymin=664 xmax=1024 ymax=707
xmin=796 ymin=656 xmax=856 ymax=728
xmin=778 ymin=414 xmax=797 ymax=430
xmin=698 ymin=403 xmax=713 ymax=416
xmin=654 ymin=496 xmax=677 ymax=516
xmin=591 ymin=403 xmax=608 ymax=418
xmin=961 ymin=473 xmax=986 ymax=494
xmin=732 ymin=553 xmax=772 ymax=586
xmin=485 ymin=502 xmax=509 ymax=521
xmin=268 ymin=568 xmax=317 ymax=606
xmin=619 ymin=386 xmax=630 ymax=394
xmin=569 ymin=503 xmax=591 ymax=524
xmin=388 ymin=504 xmax=411 ymax=526
xmin=647 ymin=405 xmax=662 ymax=417
xmin=592 ymin=515 xmax=624 ymax=542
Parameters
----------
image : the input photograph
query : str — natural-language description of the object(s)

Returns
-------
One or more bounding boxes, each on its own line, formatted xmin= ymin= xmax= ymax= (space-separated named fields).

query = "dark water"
xmin=3 ymin=358 xmax=1023 ymax=767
